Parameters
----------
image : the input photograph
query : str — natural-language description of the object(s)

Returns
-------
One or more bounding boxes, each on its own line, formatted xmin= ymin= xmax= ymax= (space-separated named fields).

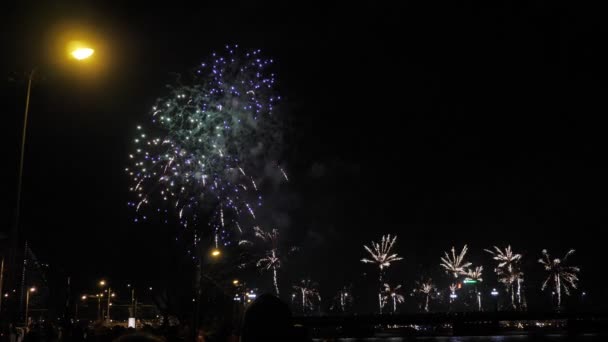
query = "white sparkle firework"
xmin=253 ymin=226 xmax=296 ymax=296
xmin=361 ymin=234 xmax=403 ymax=313
xmin=538 ymin=249 xmax=580 ymax=308
xmin=440 ymin=245 xmax=472 ymax=279
xmin=292 ymin=279 xmax=321 ymax=314
xmin=413 ymin=278 xmax=436 ymax=312
xmin=382 ymin=283 xmax=404 ymax=314
xmin=463 ymin=266 xmax=483 ymax=311
xmin=485 ymin=245 xmax=524 ymax=309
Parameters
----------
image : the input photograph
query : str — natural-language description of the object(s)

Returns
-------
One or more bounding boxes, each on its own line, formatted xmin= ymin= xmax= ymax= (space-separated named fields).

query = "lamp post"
xmin=127 ymin=284 xmax=137 ymax=326
xmin=95 ymin=294 xmax=103 ymax=321
xmin=491 ymin=288 xmax=499 ymax=311
xmin=0 ymin=257 xmax=4 ymax=312
xmin=24 ymin=287 xmax=36 ymax=325
xmin=8 ymin=44 xmax=95 ymax=319
xmin=193 ymin=247 xmax=222 ymax=337
xmin=99 ymin=280 xmax=113 ymax=323
xmin=75 ymin=295 xmax=86 ymax=320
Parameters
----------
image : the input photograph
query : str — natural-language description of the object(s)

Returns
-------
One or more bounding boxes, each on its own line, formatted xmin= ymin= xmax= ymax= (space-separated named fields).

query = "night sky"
xmin=1 ymin=2 xmax=607 ymax=310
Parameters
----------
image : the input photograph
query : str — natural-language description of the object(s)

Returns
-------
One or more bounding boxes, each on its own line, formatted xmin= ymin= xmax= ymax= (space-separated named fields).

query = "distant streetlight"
xmin=99 ymin=279 xmax=112 ymax=323
xmin=76 ymin=295 xmax=88 ymax=320
xmin=491 ymin=289 xmax=499 ymax=296
xmin=232 ymin=279 xmax=239 ymax=286
xmin=25 ymin=287 xmax=36 ymax=325
xmin=211 ymin=248 xmax=221 ymax=258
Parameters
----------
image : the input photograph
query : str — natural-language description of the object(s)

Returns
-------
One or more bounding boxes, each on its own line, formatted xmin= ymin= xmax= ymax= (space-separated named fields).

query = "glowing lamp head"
xmin=29 ymin=287 xmax=36 ymax=293
xmin=211 ymin=248 xmax=221 ymax=257
xmin=232 ymin=279 xmax=239 ymax=285
xmin=99 ymin=280 xmax=106 ymax=286
xmin=81 ymin=295 xmax=87 ymax=300
xmin=71 ymin=47 xmax=94 ymax=60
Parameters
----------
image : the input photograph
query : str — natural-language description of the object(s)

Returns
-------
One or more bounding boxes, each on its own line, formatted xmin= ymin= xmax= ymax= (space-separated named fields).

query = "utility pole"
xmin=0 ymin=257 xmax=4 ymax=312
xmin=107 ymin=287 xmax=112 ymax=323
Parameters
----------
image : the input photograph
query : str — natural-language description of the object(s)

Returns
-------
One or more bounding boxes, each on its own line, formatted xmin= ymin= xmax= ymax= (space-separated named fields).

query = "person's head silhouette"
xmin=241 ymin=294 xmax=294 ymax=342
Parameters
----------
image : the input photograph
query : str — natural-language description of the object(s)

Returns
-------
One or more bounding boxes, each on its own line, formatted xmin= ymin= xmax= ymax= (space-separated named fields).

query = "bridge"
xmin=292 ymin=311 xmax=608 ymax=337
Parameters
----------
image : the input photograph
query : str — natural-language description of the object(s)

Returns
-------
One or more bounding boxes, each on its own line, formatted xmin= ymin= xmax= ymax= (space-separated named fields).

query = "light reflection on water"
xmin=315 ymin=334 xmax=603 ymax=342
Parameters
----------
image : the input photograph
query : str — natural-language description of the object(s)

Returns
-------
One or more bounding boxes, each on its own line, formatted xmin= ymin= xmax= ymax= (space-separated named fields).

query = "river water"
xmin=315 ymin=334 xmax=605 ymax=341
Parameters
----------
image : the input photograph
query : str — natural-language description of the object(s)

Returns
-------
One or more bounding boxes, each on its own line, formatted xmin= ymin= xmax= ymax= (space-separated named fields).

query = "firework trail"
xmin=538 ymin=249 xmax=580 ymax=308
xmin=251 ymin=226 xmax=296 ymax=296
xmin=331 ymin=285 xmax=353 ymax=313
xmin=361 ymin=234 xmax=403 ymax=313
xmin=463 ymin=266 xmax=483 ymax=311
xmin=440 ymin=245 xmax=472 ymax=279
xmin=449 ymin=283 xmax=457 ymax=304
xmin=292 ymin=279 xmax=321 ymax=314
xmin=485 ymin=245 xmax=524 ymax=309
xmin=382 ymin=283 xmax=404 ymax=314
xmin=413 ymin=278 xmax=436 ymax=312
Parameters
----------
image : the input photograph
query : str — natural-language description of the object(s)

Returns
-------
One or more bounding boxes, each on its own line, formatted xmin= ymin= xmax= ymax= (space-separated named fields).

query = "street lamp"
xmin=211 ymin=248 xmax=221 ymax=258
xmin=76 ymin=295 xmax=87 ymax=320
xmin=71 ymin=47 xmax=94 ymax=60
xmin=9 ymin=42 xmax=95 ymax=305
xmin=95 ymin=294 xmax=103 ymax=321
xmin=491 ymin=288 xmax=499 ymax=312
xmin=99 ymin=279 xmax=112 ymax=323
xmin=25 ymin=287 xmax=36 ymax=325
xmin=126 ymin=284 xmax=137 ymax=327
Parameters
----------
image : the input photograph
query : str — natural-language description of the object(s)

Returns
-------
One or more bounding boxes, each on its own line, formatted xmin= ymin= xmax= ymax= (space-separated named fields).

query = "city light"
xmin=99 ymin=280 xmax=106 ymax=286
xmin=211 ymin=248 xmax=221 ymax=257
xmin=491 ymin=288 xmax=499 ymax=296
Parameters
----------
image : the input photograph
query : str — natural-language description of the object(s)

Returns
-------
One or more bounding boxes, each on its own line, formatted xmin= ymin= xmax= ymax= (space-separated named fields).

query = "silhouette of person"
xmin=241 ymin=293 xmax=308 ymax=342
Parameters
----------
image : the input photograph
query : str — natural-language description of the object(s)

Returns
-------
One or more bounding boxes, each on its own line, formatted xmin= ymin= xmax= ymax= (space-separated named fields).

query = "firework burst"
xmin=331 ymin=285 xmax=353 ymax=313
xmin=126 ymin=45 xmax=286 ymax=256
xmin=292 ymin=279 xmax=321 ymax=314
xmin=440 ymin=245 xmax=472 ymax=278
xmin=361 ymin=235 xmax=403 ymax=313
xmin=382 ymin=283 xmax=404 ymax=314
xmin=463 ymin=266 xmax=483 ymax=311
xmin=253 ymin=226 xmax=296 ymax=296
xmin=485 ymin=245 xmax=524 ymax=309
xmin=413 ymin=278 xmax=436 ymax=312
xmin=538 ymin=249 xmax=580 ymax=308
